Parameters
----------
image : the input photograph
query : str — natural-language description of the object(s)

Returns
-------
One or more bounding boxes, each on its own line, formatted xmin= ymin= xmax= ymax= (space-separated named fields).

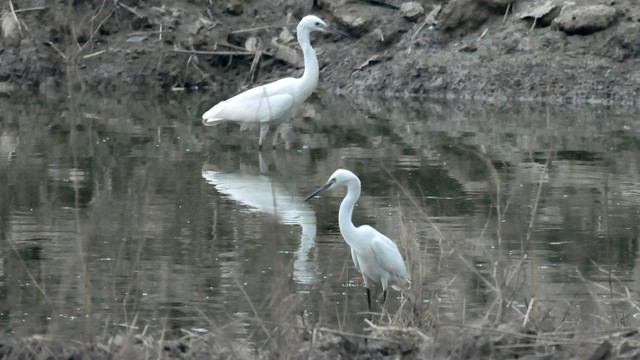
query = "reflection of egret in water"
xmin=202 ymin=165 xmax=317 ymax=285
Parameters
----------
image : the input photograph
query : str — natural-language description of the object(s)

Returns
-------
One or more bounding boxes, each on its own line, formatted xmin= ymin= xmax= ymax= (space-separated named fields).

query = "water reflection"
xmin=201 ymin=153 xmax=317 ymax=285
xmin=0 ymin=90 xmax=640 ymax=341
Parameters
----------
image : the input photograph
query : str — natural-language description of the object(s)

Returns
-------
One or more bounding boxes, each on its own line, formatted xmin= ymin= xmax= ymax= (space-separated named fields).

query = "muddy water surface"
xmin=1 ymin=91 xmax=640 ymax=340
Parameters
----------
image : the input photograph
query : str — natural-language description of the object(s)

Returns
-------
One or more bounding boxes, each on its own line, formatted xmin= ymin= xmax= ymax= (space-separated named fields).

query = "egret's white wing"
xmin=369 ymin=230 xmax=409 ymax=281
xmin=202 ymin=77 xmax=299 ymax=124
xmin=203 ymin=90 xmax=294 ymax=124
xmin=351 ymin=247 xmax=361 ymax=272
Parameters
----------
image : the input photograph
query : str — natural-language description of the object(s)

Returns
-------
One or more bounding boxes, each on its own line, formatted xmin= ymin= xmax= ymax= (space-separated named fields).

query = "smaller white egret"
xmin=305 ymin=169 xmax=411 ymax=313
xmin=202 ymin=15 xmax=349 ymax=150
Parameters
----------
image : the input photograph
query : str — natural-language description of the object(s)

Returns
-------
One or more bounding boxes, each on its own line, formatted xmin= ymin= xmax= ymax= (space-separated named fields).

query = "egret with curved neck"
xmin=202 ymin=15 xmax=349 ymax=150
xmin=306 ymin=169 xmax=411 ymax=314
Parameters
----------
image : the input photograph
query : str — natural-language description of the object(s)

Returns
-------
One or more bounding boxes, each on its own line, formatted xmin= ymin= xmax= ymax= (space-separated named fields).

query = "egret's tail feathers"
xmin=202 ymin=100 xmax=228 ymax=125
xmin=391 ymin=276 xmax=411 ymax=291
xmin=405 ymin=279 xmax=412 ymax=290
xmin=202 ymin=117 xmax=224 ymax=126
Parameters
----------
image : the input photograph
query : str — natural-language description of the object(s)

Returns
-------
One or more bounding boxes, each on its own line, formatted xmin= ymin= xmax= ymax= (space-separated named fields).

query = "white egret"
xmin=305 ymin=169 xmax=411 ymax=313
xmin=202 ymin=15 xmax=349 ymax=149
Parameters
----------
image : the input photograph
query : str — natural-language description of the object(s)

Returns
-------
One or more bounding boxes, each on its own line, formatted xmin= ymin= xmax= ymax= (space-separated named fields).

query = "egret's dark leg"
xmin=258 ymin=124 xmax=269 ymax=150
xmin=271 ymin=125 xmax=280 ymax=149
xmin=382 ymin=290 xmax=387 ymax=306
xmin=366 ymin=288 xmax=373 ymax=316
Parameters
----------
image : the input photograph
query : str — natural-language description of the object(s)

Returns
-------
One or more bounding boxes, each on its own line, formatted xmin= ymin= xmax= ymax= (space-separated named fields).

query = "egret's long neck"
xmin=338 ymin=182 xmax=363 ymax=249
xmin=297 ymin=30 xmax=319 ymax=99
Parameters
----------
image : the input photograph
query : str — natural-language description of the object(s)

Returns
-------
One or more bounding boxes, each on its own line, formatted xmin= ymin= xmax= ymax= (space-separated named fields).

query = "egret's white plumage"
xmin=306 ymin=169 xmax=410 ymax=312
xmin=202 ymin=15 xmax=345 ymax=149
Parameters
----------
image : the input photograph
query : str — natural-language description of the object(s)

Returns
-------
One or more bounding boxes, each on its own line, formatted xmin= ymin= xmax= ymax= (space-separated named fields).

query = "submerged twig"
xmin=7 ymin=237 xmax=51 ymax=305
xmin=13 ymin=6 xmax=46 ymax=13
xmin=172 ymin=49 xmax=256 ymax=56
xmin=364 ymin=319 xmax=431 ymax=342
xmin=230 ymin=23 xmax=289 ymax=35
xmin=8 ymin=0 xmax=22 ymax=34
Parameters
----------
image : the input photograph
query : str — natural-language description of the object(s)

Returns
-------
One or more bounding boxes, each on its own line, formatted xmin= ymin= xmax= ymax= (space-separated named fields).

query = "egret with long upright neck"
xmin=202 ymin=15 xmax=348 ymax=150
xmin=305 ymin=169 xmax=411 ymax=314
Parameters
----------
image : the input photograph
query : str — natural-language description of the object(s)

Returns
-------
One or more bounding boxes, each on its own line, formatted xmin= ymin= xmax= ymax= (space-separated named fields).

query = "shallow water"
xmin=1 ymin=90 xmax=640 ymax=340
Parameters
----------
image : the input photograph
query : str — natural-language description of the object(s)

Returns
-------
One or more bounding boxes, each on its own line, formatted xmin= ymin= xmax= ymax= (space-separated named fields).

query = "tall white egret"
xmin=305 ymin=169 xmax=411 ymax=313
xmin=202 ymin=15 xmax=349 ymax=149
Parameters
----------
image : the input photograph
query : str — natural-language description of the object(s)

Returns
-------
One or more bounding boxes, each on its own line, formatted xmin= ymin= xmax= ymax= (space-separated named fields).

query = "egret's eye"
xmin=315 ymin=22 xmax=321 ymax=26
xmin=330 ymin=178 xmax=336 ymax=184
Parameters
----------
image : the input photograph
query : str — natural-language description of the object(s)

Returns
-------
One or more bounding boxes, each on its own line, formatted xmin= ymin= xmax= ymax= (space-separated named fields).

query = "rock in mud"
xmin=481 ymin=0 xmax=512 ymax=12
xmin=316 ymin=0 xmax=349 ymax=11
xmin=439 ymin=0 xmax=490 ymax=34
xmin=603 ymin=22 xmax=640 ymax=61
xmin=1 ymin=10 xmax=21 ymax=47
xmin=518 ymin=1 xmax=561 ymax=27
xmin=333 ymin=3 xmax=395 ymax=34
xmin=553 ymin=5 xmax=617 ymax=35
xmin=333 ymin=4 xmax=374 ymax=33
xmin=271 ymin=39 xmax=303 ymax=67
xmin=369 ymin=14 xmax=409 ymax=48
xmin=400 ymin=2 xmax=424 ymax=22
xmin=225 ymin=1 xmax=244 ymax=16
xmin=0 ymin=82 xmax=17 ymax=94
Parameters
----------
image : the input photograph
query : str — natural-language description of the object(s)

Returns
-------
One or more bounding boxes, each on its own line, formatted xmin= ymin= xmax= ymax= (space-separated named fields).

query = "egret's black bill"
xmin=305 ymin=182 xmax=332 ymax=201
xmin=328 ymin=27 xmax=352 ymax=40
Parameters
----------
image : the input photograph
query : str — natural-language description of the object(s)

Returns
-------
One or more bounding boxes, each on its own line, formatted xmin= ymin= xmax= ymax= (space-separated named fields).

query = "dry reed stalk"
xmin=383 ymin=163 xmax=509 ymax=325
xmin=172 ymin=49 xmax=255 ymax=56
xmin=230 ymin=23 xmax=290 ymax=35
xmin=71 ymin=2 xmax=114 ymax=62
xmin=45 ymin=40 xmax=68 ymax=61
xmin=467 ymin=150 xmax=503 ymax=246
xmin=317 ymin=326 xmax=391 ymax=342
xmin=575 ymin=268 xmax=609 ymax=320
xmin=249 ymin=50 xmax=263 ymax=84
xmin=524 ymin=153 xmax=551 ymax=297
xmin=590 ymin=259 xmax=633 ymax=299
xmin=233 ymin=276 xmax=270 ymax=338
xmin=502 ymin=3 xmax=511 ymax=26
xmin=13 ymin=6 xmax=46 ymax=13
xmin=441 ymin=323 xmax=600 ymax=345
xmin=407 ymin=5 xmax=441 ymax=54
xmin=8 ymin=0 xmax=22 ymax=33
xmin=574 ymin=273 xmax=640 ymax=313
xmin=364 ymin=319 xmax=431 ymax=342
xmin=82 ymin=50 xmax=107 ymax=59
xmin=395 ymin=192 xmax=426 ymax=327
xmin=598 ymin=172 xmax=620 ymax=324
xmin=195 ymin=309 xmax=244 ymax=359
xmin=522 ymin=297 xmax=536 ymax=327
xmin=7 ymin=237 xmax=51 ymax=304
xmin=69 ymin=102 xmax=93 ymax=341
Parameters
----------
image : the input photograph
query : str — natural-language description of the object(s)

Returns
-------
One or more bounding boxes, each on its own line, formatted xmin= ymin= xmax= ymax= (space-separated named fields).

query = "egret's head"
xmin=298 ymin=15 xmax=328 ymax=33
xmin=305 ymin=169 xmax=359 ymax=201
xmin=297 ymin=15 xmax=351 ymax=39
xmin=327 ymin=169 xmax=359 ymax=187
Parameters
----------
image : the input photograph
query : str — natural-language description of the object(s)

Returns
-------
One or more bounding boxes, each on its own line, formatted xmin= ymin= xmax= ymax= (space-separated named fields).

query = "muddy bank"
xmin=2 ymin=318 xmax=640 ymax=359
xmin=1 ymin=0 xmax=639 ymax=104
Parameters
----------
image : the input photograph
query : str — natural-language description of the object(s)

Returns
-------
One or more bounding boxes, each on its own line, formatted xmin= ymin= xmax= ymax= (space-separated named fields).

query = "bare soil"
xmin=1 ymin=0 xmax=639 ymax=104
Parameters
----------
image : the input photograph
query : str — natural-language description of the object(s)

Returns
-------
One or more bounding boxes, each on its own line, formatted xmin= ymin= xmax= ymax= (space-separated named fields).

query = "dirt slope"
xmin=0 ymin=1 xmax=638 ymax=99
